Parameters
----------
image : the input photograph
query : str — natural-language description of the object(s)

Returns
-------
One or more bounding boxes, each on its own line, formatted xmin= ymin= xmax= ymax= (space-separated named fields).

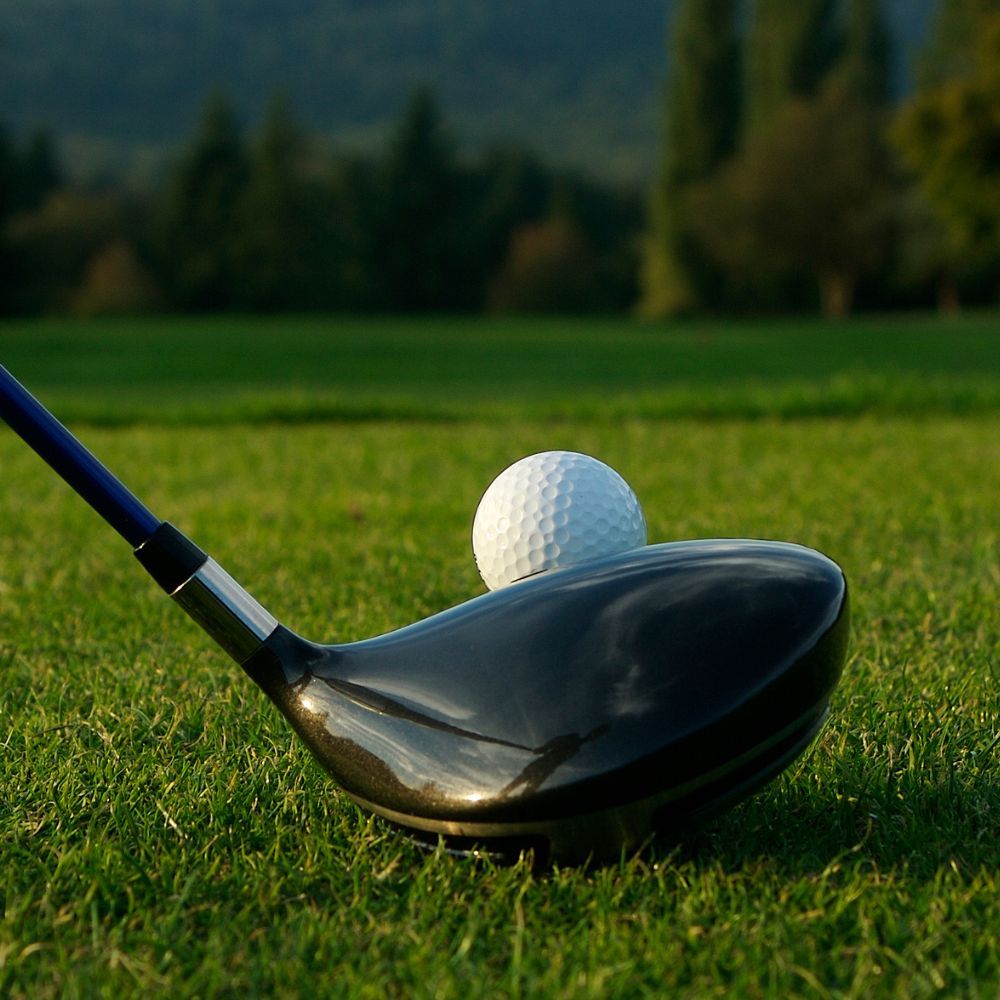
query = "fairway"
xmin=1 ymin=315 xmax=998 ymax=997
xmin=2 ymin=312 xmax=999 ymax=422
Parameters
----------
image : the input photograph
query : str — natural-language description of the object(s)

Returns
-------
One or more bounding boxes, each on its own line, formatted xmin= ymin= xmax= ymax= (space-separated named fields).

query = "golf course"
xmin=1 ymin=312 xmax=997 ymax=997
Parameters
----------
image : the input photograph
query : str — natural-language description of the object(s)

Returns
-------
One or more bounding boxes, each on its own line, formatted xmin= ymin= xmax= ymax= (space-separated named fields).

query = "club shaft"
xmin=0 ymin=364 xmax=160 ymax=547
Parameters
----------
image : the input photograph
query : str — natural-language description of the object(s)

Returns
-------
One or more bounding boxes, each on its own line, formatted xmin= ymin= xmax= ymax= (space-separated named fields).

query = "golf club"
xmin=1 ymin=364 xmax=849 ymax=864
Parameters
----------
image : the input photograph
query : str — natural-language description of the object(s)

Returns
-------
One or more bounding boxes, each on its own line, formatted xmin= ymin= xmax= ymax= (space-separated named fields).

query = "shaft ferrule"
xmin=171 ymin=558 xmax=279 ymax=663
xmin=135 ymin=522 xmax=278 ymax=663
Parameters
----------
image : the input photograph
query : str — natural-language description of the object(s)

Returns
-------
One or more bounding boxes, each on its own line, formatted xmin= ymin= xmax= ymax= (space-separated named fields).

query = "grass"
xmin=1 ymin=312 xmax=999 ymax=422
xmin=1 ymin=314 xmax=998 ymax=997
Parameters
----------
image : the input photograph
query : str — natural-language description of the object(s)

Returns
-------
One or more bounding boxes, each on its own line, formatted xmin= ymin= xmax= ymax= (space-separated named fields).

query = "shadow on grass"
xmin=663 ymin=764 xmax=1000 ymax=879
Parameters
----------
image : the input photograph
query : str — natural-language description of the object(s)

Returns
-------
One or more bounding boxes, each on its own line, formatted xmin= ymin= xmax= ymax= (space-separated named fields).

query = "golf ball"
xmin=472 ymin=451 xmax=647 ymax=590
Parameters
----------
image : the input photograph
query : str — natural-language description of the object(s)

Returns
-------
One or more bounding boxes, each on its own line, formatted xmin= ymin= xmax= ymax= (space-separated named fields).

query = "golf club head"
xmin=235 ymin=539 xmax=848 ymax=865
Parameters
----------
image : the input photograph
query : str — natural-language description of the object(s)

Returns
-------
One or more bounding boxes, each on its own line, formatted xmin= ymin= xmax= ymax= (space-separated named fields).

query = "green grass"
xmin=1 ymin=315 xmax=998 ymax=997
xmin=2 ymin=312 xmax=999 ymax=422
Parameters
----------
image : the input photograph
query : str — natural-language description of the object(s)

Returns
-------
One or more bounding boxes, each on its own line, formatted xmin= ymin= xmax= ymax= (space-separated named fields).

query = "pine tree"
xmin=0 ymin=128 xmax=61 ymax=223
xmin=371 ymin=87 xmax=465 ymax=311
xmin=745 ymin=0 xmax=841 ymax=133
xmin=639 ymin=0 xmax=740 ymax=317
xmin=235 ymin=93 xmax=313 ymax=310
xmin=17 ymin=130 xmax=61 ymax=213
xmin=155 ymin=94 xmax=248 ymax=310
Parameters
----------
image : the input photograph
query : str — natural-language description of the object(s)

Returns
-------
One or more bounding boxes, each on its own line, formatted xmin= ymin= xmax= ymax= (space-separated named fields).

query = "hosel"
xmin=135 ymin=522 xmax=278 ymax=663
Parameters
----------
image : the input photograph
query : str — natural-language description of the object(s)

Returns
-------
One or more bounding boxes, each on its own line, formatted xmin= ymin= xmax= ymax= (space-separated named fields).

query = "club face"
xmin=242 ymin=540 xmax=849 ymax=864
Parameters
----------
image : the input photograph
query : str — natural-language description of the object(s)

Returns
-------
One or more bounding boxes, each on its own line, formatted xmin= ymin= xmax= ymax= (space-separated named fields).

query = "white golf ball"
xmin=472 ymin=451 xmax=647 ymax=590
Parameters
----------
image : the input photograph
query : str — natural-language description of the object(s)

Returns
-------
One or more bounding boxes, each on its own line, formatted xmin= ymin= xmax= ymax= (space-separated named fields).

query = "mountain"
xmin=0 ymin=0 xmax=939 ymax=186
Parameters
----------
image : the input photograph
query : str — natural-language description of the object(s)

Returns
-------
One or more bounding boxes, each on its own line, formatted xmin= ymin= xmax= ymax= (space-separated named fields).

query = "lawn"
xmin=2 ymin=312 xmax=999 ymax=421
xmin=1 ymin=314 xmax=998 ymax=997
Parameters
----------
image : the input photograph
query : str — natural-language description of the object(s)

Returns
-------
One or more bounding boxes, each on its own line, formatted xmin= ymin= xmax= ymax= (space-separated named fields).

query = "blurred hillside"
xmin=0 ymin=0 xmax=937 ymax=185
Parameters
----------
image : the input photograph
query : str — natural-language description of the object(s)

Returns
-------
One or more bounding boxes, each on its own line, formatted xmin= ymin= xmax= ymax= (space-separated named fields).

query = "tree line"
xmin=0 ymin=88 xmax=641 ymax=317
xmin=1 ymin=0 xmax=997 ymax=319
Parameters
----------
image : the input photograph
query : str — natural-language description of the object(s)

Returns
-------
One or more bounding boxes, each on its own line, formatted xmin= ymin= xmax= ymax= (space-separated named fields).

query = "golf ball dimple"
xmin=472 ymin=451 xmax=647 ymax=590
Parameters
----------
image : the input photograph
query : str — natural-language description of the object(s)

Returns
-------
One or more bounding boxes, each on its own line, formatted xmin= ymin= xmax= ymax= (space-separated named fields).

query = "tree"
xmin=639 ymin=0 xmax=740 ymax=317
xmin=72 ymin=239 xmax=161 ymax=317
xmin=2 ymin=191 xmax=125 ymax=314
xmin=688 ymin=84 xmax=895 ymax=318
xmin=1 ymin=128 xmax=65 ymax=313
xmin=745 ymin=0 xmax=841 ymax=133
xmin=466 ymin=147 xmax=553 ymax=304
xmin=155 ymin=94 xmax=248 ymax=310
xmin=489 ymin=217 xmax=602 ymax=313
xmin=0 ymin=127 xmax=61 ymax=223
xmin=919 ymin=0 xmax=1000 ymax=86
xmin=370 ymin=87 xmax=466 ymax=311
xmin=320 ymin=154 xmax=385 ymax=310
xmin=16 ymin=130 xmax=61 ymax=214
xmin=0 ymin=128 xmax=14 ymax=225
xmin=835 ymin=0 xmax=895 ymax=308
xmin=0 ymin=129 xmax=17 ymax=312
xmin=839 ymin=0 xmax=892 ymax=107
xmin=234 ymin=94 xmax=315 ymax=310
xmin=893 ymin=15 xmax=1000 ymax=303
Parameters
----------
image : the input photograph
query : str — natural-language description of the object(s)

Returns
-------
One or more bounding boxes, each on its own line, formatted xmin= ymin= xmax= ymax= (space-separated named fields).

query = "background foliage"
xmin=642 ymin=0 xmax=1000 ymax=317
xmin=1 ymin=0 xmax=997 ymax=317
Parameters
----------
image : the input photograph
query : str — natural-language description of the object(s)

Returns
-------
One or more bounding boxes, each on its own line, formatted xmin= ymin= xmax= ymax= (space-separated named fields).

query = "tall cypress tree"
xmin=745 ymin=0 xmax=841 ymax=133
xmin=639 ymin=0 xmax=740 ymax=317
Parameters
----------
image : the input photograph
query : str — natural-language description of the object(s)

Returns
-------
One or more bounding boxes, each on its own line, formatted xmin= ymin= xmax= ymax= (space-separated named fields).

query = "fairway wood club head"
xmin=140 ymin=527 xmax=849 ymax=865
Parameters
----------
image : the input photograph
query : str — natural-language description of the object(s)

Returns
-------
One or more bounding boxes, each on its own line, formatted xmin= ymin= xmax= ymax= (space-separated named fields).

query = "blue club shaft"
xmin=0 ymin=364 xmax=161 ymax=548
